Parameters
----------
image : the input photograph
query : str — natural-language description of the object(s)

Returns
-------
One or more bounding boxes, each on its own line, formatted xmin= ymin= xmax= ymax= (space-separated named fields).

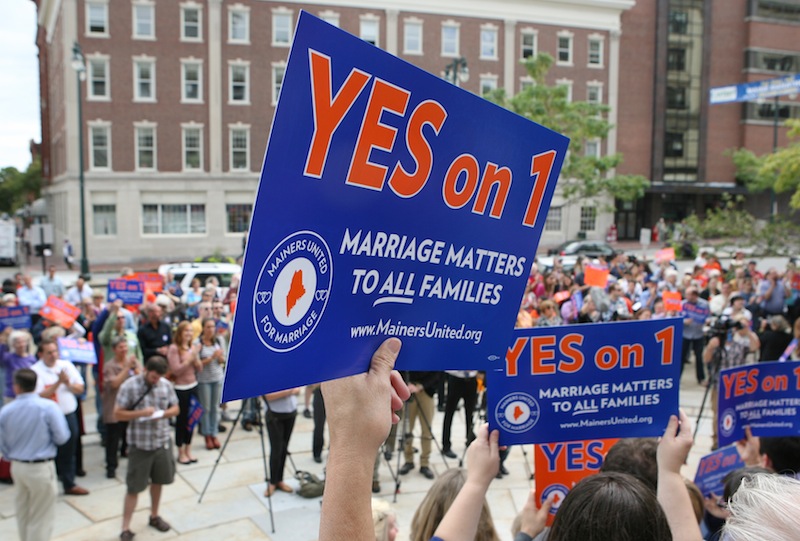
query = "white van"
xmin=157 ymin=262 xmax=241 ymax=302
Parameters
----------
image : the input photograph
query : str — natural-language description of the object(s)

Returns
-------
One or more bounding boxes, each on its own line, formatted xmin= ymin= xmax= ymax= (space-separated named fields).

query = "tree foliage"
xmin=731 ymin=118 xmax=800 ymax=209
xmin=485 ymin=53 xmax=650 ymax=204
xmin=0 ymin=159 xmax=42 ymax=216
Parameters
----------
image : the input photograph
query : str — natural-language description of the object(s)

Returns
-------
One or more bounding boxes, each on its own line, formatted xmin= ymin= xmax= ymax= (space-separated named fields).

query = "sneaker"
xmin=419 ymin=466 xmax=435 ymax=479
xmin=443 ymin=449 xmax=457 ymax=459
xmin=148 ymin=515 xmax=171 ymax=532
xmin=399 ymin=462 xmax=414 ymax=475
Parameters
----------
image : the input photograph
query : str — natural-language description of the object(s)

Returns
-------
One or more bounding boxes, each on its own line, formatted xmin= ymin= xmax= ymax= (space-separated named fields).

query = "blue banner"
xmin=682 ymin=301 xmax=709 ymax=325
xmin=487 ymin=319 xmax=682 ymax=445
xmin=0 ymin=306 xmax=31 ymax=330
xmin=710 ymin=73 xmax=800 ymax=104
xmin=57 ymin=337 xmax=98 ymax=365
xmin=693 ymin=445 xmax=744 ymax=498
xmin=222 ymin=12 xmax=569 ymax=401
xmin=107 ymin=279 xmax=145 ymax=306
xmin=717 ymin=361 xmax=800 ymax=448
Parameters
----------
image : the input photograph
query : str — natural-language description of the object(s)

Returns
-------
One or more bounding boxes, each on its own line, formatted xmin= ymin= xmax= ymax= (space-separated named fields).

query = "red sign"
xmin=40 ymin=296 xmax=81 ymax=328
xmin=662 ymin=290 xmax=682 ymax=312
xmin=584 ymin=264 xmax=609 ymax=288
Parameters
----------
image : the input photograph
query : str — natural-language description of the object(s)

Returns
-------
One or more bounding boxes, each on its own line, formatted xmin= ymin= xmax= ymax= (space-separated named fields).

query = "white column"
xmin=385 ymin=9 xmax=399 ymax=56
xmin=503 ymin=19 xmax=517 ymax=95
xmin=607 ymin=29 xmax=621 ymax=157
xmin=208 ymin=0 xmax=223 ymax=174
xmin=63 ymin=0 xmax=79 ymax=177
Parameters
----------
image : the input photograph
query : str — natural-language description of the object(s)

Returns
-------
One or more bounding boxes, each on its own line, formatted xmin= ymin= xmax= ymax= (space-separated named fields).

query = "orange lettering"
xmin=388 ymin=100 xmax=446 ymax=197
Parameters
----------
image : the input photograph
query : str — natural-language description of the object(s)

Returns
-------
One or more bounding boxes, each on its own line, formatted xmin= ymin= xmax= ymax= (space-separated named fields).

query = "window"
xmin=557 ymin=33 xmax=573 ymax=65
xmin=360 ymin=16 xmax=379 ymax=46
xmin=404 ymin=20 xmax=422 ymax=54
xmin=226 ymin=204 xmax=252 ymax=233
xmin=182 ymin=125 xmax=203 ymax=170
xmin=521 ymin=30 xmax=537 ymax=59
xmin=579 ymin=206 xmax=596 ymax=232
xmin=230 ymin=127 xmax=249 ymax=171
xmin=556 ymin=79 xmax=573 ymax=102
xmin=88 ymin=57 xmax=110 ymax=100
xmin=588 ymin=37 xmax=603 ymax=66
xmin=181 ymin=60 xmax=202 ymax=102
xmin=89 ymin=123 xmax=111 ymax=170
xmin=442 ymin=23 xmax=459 ymax=56
xmin=273 ymin=10 xmax=292 ymax=46
xmin=520 ymin=77 xmax=534 ymax=91
xmin=667 ymin=48 xmax=686 ymax=71
xmin=587 ymin=83 xmax=603 ymax=104
xmin=666 ymin=86 xmax=687 ymax=109
xmin=480 ymin=75 xmax=498 ymax=95
xmin=272 ymin=63 xmax=286 ymax=105
xmin=544 ymin=207 xmax=562 ymax=232
xmin=746 ymin=50 xmax=798 ymax=73
xmin=135 ymin=124 xmax=156 ymax=170
xmin=181 ymin=4 xmax=202 ymax=41
xmin=753 ymin=0 xmax=800 ymax=23
xmin=668 ymin=10 xmax=689 ymax=34
xmin=584 ymin=139 xmax=600 ymax=158
xmin=229 ymin=63 xmax=249 ymax=103
xmin=665 ymin=132 xmax=684 ymax=158
xmin=319 ymin=11 xmax=339 ymax=27
xmin=86 ymin=2 xmax=108 ymax=36
xmin=133 ymin=58 xmax=155 ymax=101
xmin=480 ymin=26 xmax=498 ymax=59
xmin=133 ymin=3 xmax=155 ymax=39
xmin=93 ymin=204 xmax=117 ymax=236
xmin=229 ymin=7 xmax=250 ymax=43
xmin=142 ymin=204 xmax=206 ymax=235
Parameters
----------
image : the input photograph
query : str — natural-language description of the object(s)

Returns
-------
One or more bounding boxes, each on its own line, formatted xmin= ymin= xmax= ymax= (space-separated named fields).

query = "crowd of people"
xmin=0 ymin=247 xmax=799 ymax=541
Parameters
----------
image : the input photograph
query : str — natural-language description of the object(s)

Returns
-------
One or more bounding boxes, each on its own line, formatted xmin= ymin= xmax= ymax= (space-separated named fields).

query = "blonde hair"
xmin=410 ymin=469 xmax=500 ymax=541
xmin=372 ymin=498 xmax=395 ymax=541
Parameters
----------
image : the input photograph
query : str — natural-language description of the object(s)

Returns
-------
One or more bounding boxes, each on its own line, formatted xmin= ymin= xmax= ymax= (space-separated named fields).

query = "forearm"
xmin=319 ymin=445 xmax=376 ymax=541
xmin=433 ymin=481 xmax=488 ymax=541
xmin=114 ymin=407 xmax=147 ymax=422
xmin=657 ymin=470 xmax=702 ymax=541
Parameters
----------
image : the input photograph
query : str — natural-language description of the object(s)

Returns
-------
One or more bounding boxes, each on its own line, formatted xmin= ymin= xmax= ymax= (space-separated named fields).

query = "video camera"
xmin=704 ymin=316 xmax=744 ymax=344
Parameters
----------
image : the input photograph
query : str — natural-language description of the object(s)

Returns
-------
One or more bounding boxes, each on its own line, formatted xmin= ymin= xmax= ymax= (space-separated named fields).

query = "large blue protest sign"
xmin=487 ymin=319 xmax=682 ymax=445
xmin=717 ymin=361 xmax=800 ymax=448
xmin=222 ymin=12 xmax=569 ymax=401
xmin=693 ymin=445 xmax=744 ymax=498
xmin=107 ymin=279 xmax=145 ymax=306
xmin=0 ymin=306 xmax=31 ymax=330
xmin=57 ymin=337 xmax=97 ymax=365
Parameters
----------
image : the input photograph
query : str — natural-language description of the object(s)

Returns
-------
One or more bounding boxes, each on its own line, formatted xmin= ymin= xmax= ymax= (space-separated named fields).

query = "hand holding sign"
xmin=518 ymin=490 xmax=555 ymax=539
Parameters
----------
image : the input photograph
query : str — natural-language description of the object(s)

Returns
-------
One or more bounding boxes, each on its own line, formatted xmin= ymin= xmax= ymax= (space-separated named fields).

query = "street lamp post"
xmin=442 ymin=57 xmax=469 ymax=87
xmin=71 ymin=42 xmax=90 ymax=277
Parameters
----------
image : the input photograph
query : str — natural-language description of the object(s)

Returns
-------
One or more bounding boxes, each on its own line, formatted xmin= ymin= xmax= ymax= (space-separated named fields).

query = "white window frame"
xmin=441 ymin=21 xmax=460 ymax=57
xmin=225 ymin=203 xmax=252 ymax=234
xmin=580 ymin=206 xmax=597 ymax=232
xmin=133 ymin=56 xmax=156 ymax=102
xmin=520 ymin=77 xmax=534 ymax=92
xmin=403 ymin=18 xmax=423 ymax=55
xmin=181 ymin=123 xmax=204 ymax=171
xmin=584 ymin=139 xmax=601 ymax=158
xmin=180 ymin=3 xmax=203 ymax=42
xmin=88 ymin=120 xmax=112 ymax=171
xmin=85 ymin=1 xmax=109 ymax=38
xmin=556 ymin=78 xmax=573 ymax=102
xmin=134 ymin=122 xmax=157 ymax=171
xmin=480 ymin=25 xmax=498 ymax=60
xmin=141 ymin=203 xmax=206 ymax=236
xmin=229 ymin=124 xmax=250 ymax=172
xmin=132 ymin=1 xmax=155 ymax=40
xmin=588 ymin=34 xmax=605 ymax=67
xmin=520 ymin=28 xmax=538 ymax=59
xmin=228 ymin=4 xmax=250 ymax=44
xmin=228 ymin=61 xmax=250 ymax=104
xmin=557 ymin=31 xmax=574 ymax=66
xmin=360 ymin=14 xmax=380 ymax=46
xmin=587 ymin=81 xmax=603 ymax=104
xmin=319 ymin=10 xmax=339 ymax=27
xmin=92 ymin=204 xmax=117 ymax=236
xmin=544 ymin=206 xmax=562 ymax=232
xmin=272 ymin=8 xmax=293 ymax=46
xmin=272 ymin=62 xmax=286 ymax=105
xmin=479 ymin=74 xmax=498 ymax=95
xmin=181 ymin=59 xmax=203 ymax=103
xmin=87 ymin=55 xmax=110 ymax=101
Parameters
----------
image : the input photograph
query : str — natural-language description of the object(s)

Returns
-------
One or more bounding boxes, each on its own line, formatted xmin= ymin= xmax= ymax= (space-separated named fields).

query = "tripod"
xmin=694 ymin=339 xmax=726 ymax=442
xmin=198 ymin=397 xmax=275 ymax=533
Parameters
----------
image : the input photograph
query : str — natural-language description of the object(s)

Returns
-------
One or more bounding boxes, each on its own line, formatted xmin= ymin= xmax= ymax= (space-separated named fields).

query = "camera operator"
xmin=703 ymin=314 xmax=760 ymax=450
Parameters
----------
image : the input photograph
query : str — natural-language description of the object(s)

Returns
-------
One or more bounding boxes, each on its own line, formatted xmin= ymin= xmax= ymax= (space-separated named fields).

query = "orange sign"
xmin=534 ymin=438 xmax=619 ymax=526
xmin=662 ymin=290 xmax=683 ymax=312
xmin=133 ymin=272 xmax=164 ymax=294
xmin=583 ymin=264 xmax=609 ymax=288
xmin=40 ymin=296 xmax=81 ymax=328
xmin=655 ymin=247 xmax=676 ymax=263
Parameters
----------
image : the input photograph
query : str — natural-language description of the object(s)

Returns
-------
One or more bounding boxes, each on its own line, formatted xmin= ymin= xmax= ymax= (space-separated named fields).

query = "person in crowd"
xmin=31 ymin=337 xmax=89 ymax=495
xmin=536 ymin=299 xmax=563 ymax=326
xmin=114 ymin=356 xmax=180 ymax=541
xmin=195 ymin=318 xmax=225 ymax=450
xmin=441 ymin=370 xmax=478 ymax=460
xmin=602 ymin=282 xmax=632 ymax=321
xmin=0 ymin=368 xmax=70 ymax=541
xmin=62 ymin=239 xmax=74 ymax=269
xmin=600 ymin=437 xmax=659 ymax=493
xmin=1 ymin=329 xmax=36 ymax=403
xmin=2 ymin=292 xmax=16 ymax=306
xmin=709 ymin=281 xmax=733 ymax=316
xmin=167 ymin=321 xmax=202 ymax=465
xmin=38 ymin=265 xmax=65 ymax=299
xmin=137 ymin=303 xmax=172 ymax=360
xmin=16 ymin=274 xmax=47 ymax=327
xmin=162 ymin=272 xmax=184 ymax=313
xmin=184 ymin=278 xmax=203 ymax=320
xmin=102 ymin=336 xmax=140 ymax=478
xmin=211 ymin=299 xmax=230 ymax=340
xmin=311 ymin=384 xmax=327 ymax=463
xmin=190 ymin=301 xmax=213 ymax=340
xmin=64 ymin=275 xmax=93 ymax=307
xmin=399 ymin=371 xmax=441 ymax=480
xmin=722 ymin=293 xmax=752 ymax=322
xmin=264 ymin=386 xmax=301 ymax=496
xmin=100 ymin=300 xmax=143 ymax=366
xmin=682 ymin=286 xmax=710 ymax=383
xmin=757 ymin=314 xmax=793 ymax=362
xmin=721 ymin=473 xmax=800 ymax=541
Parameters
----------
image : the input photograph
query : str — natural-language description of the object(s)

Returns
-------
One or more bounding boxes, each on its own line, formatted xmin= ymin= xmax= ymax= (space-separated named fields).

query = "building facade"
xmin=35 ymin=0 xmax=632 ymax=263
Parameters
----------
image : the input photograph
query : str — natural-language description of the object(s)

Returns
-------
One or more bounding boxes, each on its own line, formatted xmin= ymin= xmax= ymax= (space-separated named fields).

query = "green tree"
xmin=0 ymin=159 xmax=42 ymax=215
xmin=485 ymin=53 xmax=650 ymax=205
xmin=731 ymin=118 xmax=800 ymax=209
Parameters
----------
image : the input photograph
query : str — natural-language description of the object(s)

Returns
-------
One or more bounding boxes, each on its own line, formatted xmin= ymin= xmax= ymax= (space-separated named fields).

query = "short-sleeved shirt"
xmin=195 ymin=338 xmax=225 ymax=384
xmin=31 ymin=359 xmax=84 ymax=415
xmin=102 ymin=359 xmax=128 ymax=423
xmin=116 ymin=374 xmax=178 ymax=451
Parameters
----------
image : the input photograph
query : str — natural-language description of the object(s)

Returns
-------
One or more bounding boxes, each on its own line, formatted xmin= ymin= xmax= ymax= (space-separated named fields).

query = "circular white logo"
xmin=720 ymin=408 xmax=737 ymax=438
xmin=542 ymin=483 xmax=569 ymax=515
xmin=495 ymin=392 xmax=540 ymax=433
xmin=252 ymin=231 xmax=333 ymax=352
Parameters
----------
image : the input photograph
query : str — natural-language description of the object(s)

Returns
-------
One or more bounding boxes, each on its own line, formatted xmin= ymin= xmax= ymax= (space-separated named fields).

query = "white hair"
xmin=722 ymin=473 xmax=800 ymax=541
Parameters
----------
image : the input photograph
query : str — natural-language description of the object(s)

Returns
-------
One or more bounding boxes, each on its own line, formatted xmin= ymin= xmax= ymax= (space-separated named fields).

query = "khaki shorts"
xmin=126 ymin=444 xmax=175 ymax=494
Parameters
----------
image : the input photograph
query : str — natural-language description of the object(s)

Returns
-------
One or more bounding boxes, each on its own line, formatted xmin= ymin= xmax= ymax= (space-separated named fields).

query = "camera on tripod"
xmin=704 ymin=316 xmax=743 ymax=343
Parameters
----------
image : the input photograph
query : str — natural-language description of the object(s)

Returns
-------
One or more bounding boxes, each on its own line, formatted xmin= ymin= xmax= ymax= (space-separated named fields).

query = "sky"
xmin=0 ymin=2 xmax=41 ymax=171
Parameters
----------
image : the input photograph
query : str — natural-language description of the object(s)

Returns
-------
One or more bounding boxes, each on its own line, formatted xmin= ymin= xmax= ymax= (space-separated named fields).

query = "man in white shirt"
xmin=31 ymin=338 xmax=89 ymax=495
xmin=64 ymin=275 xmax=93 ymax=307
xmin=38 ymin=265 xmax=65 ymax=299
